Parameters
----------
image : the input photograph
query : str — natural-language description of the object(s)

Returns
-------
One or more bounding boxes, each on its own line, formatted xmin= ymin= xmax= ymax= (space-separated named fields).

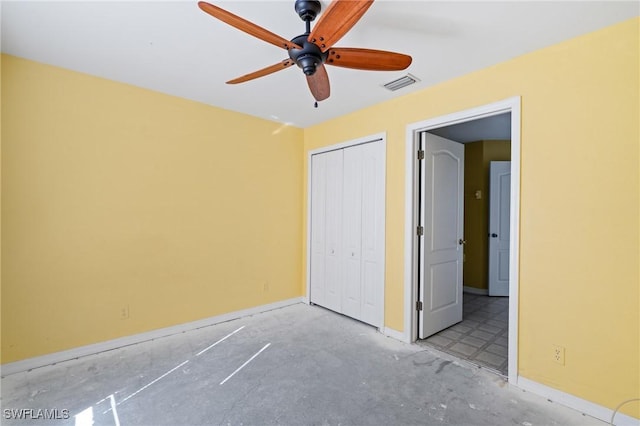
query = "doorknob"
xmin=458 ymin=239 xmax=466 ymax=245
xmin=490 ymin=233 xmax=498 ymax=238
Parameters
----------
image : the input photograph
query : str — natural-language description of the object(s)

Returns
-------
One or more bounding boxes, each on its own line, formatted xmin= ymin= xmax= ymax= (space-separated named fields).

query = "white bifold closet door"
xmin=310 ymin=140 xmax=385 ymax=328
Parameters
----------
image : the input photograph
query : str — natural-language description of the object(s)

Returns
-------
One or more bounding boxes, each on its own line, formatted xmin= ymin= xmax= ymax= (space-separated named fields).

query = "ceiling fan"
xmin=198 ymin=0 xmax=412 ymax=103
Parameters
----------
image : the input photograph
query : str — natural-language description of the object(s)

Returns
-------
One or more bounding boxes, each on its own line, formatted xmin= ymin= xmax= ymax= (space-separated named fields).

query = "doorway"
xmin=419 ymin=128 xmax=511 ymax=375
xmin=403 ymin=98 xmax=521 ymax=384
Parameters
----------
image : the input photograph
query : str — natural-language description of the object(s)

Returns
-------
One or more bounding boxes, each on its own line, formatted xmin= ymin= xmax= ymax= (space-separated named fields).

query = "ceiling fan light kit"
xmin=198 ymin=0 xmax=412 ymax=103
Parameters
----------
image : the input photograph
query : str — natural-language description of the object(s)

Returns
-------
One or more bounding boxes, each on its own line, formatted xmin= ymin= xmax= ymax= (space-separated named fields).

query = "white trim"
xmin=382 ymin=327 xmax=409 ymax=343
xmin=307 ymin=133 xmax=385 ymax=156
xmin=1 ymin=297 xmax=303 ymax=377
xmin=403 ymin=97 xmax=521 ymax=385
xmin=403 ymin=125 xmax=418 ymax=344
xmin=378 ymin=138 xmax=388 ymax=331
xmin=305 ymin=132 xmax=387 ymax=330
xmin=463 ymin=286 xmax=489 ymax=295
xmin=507 ymin=98 xmax=522 ymax=383
xmin=517 ymin=376 xmax=640 ymax=426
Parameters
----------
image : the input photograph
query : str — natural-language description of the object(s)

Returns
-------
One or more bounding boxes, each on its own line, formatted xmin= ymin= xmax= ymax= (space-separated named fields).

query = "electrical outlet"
xmin=552 ymin=345 xmax=565 ymax=365
xmin=263 ymin=281 xmax=269 ymax=292
xmin=120 ymin=305 xmax=130 ymax=320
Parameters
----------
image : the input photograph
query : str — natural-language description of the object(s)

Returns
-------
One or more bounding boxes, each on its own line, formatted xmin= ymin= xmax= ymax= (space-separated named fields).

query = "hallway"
xmin=419 ymin=294 xmax=509 ymax=375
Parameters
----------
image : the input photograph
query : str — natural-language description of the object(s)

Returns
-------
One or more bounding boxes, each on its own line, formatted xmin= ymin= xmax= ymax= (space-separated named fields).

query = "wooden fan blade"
xmin=198 ymin=2 xmax=301 ymax=50
xmin=308 ymin=0 xmax=374 ymax=52
xmin=227 ymin=59 xmax=295 ymax=84
xmin=306 ymin=64 xmax=330 ymax=101
xmin=326 ymin=48 xmax=412 ymax=71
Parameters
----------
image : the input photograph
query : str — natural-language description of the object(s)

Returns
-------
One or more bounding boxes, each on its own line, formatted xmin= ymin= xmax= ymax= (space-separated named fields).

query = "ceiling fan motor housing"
xmin=288 ymin=34 xmax=328 ymax=76
xmin=294 ymin=0 xmax=321 ymax=22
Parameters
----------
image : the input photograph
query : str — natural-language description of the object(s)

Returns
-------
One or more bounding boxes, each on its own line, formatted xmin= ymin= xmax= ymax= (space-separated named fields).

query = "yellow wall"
xmin=464 ymin=140 xmax=511 ymax=290
xmin=303 ymin=18 xmax=639 ymax=416
xmin=464 ymin=141 xmax=485 ymax=289
xmin=1 ymin=55 xmax=304 ymax=363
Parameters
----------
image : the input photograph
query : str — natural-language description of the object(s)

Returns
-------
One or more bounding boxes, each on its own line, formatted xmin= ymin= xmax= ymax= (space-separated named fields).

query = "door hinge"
xmin=417 ymin=226 xmax=424 ymax=236
xmin=417 ymin=150 xmax=425 ymax=160
xmin=416 ymin=301 xmax=423 ymax=311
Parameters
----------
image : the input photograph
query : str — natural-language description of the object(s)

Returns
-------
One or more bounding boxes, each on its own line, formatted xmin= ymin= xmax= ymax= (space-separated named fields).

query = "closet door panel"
xmin=360 ymin=141 xmax=385 ymax=327
xmin=323 ymin=149 xmax=344 ymax=313
xmin=342 ymin=145 xmax=363 ymax=319
xmin=309 ymin=139 xmax=384 ymax=328
xmin=310 ymin=154 xmax=327 ymax=306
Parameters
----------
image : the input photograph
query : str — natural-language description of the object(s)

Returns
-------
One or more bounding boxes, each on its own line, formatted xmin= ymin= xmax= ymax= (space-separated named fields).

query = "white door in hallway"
xmin=419 ymin=133 xmax=464 ymax=339
xmin=488 ymin=161 xmax=511 ymax=296
xmin=309 ymin=140 xmax=385 ymax=327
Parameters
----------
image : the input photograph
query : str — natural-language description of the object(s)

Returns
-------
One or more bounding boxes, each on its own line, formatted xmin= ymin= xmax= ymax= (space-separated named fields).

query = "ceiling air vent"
xmin=383 ymin=73 xmax=420 ymax=91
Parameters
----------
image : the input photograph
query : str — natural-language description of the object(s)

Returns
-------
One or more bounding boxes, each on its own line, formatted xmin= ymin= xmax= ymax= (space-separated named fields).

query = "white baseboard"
xmin=463 ymin=286 xmax=489 ymax=295
xmin=517 ymin=376 xmax=639 ymax=425
xmin=1 ymin=297 xmax=303 ymax=377
xmin=382 ymin=326 xmax=410 ymax=343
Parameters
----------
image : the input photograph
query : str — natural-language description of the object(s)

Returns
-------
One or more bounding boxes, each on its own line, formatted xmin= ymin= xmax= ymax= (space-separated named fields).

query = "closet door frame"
xmin=305 ymin=133 xmax=387 ymax=330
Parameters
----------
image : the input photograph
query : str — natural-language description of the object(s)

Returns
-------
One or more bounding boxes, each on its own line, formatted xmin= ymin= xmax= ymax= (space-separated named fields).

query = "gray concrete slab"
xmin=2 ymin=303 xmax=604 ymax=425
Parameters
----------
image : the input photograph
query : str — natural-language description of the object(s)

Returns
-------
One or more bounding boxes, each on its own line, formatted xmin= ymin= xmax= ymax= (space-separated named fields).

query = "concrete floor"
xmin=2 ymin=303 xmax=604 ymax=426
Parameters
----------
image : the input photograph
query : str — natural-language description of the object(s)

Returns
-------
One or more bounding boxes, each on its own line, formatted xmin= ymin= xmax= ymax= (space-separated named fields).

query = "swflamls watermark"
xmin=3 ymin=408 xmax=70 ymax=420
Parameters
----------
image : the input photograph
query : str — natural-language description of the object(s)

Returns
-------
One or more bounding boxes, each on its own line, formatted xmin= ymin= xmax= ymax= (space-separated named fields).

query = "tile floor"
xmin=419 ymin=293 xmax=509 ymax=375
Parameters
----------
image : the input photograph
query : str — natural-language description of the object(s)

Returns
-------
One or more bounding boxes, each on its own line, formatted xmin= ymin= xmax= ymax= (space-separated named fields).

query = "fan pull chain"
xmin=314 ymin=102 xmax=318 ymax=108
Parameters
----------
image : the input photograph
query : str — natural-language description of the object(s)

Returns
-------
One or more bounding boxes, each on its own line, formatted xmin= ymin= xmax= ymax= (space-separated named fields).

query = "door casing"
xmin=404 ymin=97 xmax=521 ymax=384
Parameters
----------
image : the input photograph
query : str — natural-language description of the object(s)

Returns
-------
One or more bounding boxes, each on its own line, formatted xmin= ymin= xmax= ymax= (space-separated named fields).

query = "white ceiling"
xmin=2 ymin=1 xmax=638 ymax=128
xmin=428 ymin=112 xmax=511 ymax=143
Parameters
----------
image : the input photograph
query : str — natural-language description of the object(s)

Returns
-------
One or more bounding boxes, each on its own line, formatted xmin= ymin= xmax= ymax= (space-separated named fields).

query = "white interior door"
xmin=359 ymin=141 xmax=385 ymax=327
xmin=323 ymin=150 xmax=344 ymax=313
xmin=488 ymin=161 xmax=511 ymax=296
xmin=310 ymin=153 xmax=327 ymax=307
xmin=342 ymin=145 xmax=363 ymax=320
xmin=419 ymin=133 xmax=465 ymax=339
xmin=309 ymin=139 xmax=385 ymax=328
